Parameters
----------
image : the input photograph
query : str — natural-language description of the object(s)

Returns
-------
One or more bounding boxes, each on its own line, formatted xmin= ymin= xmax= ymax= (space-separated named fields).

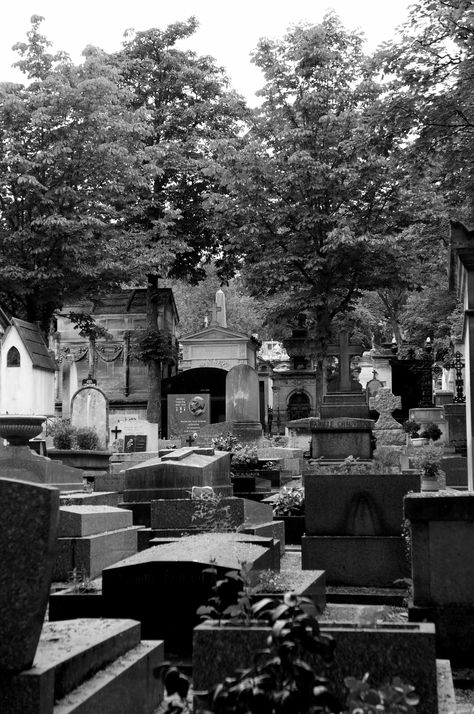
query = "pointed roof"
xmin=180 ymin=325 xmax=254 ymax=342
xmin=10 ymin=318 xmax=57 ymax=371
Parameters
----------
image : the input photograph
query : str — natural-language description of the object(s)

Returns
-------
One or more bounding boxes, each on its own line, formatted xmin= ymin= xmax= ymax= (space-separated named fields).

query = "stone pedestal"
xmin=443 ymin=403 xmax=467 ymax=454
xmin=310 ymin=418 xmax=374 ymax=459
xmin=320 ymin=392 xmax=370 ymax=420
xmin=406 ymin=491 xmax=474 ymax=663
xmin=302 ymin=471 xmax=419 ymax=586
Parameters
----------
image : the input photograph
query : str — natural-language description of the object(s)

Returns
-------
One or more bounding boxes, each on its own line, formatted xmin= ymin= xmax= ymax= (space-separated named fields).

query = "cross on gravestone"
xmin=186 ymin=435 xmax=195 ymax=447
xmin=327 ymin=330 xmax=363 ymax=392
xmin=369 ymin=388 xmax=402 ymax=430
xmin=111 ymin=426 xmax=122 ymax=440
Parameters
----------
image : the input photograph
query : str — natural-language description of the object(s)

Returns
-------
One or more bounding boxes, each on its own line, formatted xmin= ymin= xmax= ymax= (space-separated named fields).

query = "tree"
xmin=206 ymin=14 xmax=413 ymax=404
xmin=360 ymin=0 xmax=474 ymax=349
xmin=169 ymin=262 xmax=269 ymax=339
xmin=113 ymin=19 xmax=247 ymax=423
xmin=0 ymin=16 xmax=148 ymax=332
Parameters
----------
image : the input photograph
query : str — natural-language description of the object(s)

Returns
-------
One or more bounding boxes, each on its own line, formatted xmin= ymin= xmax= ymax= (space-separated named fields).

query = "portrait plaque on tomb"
xmin=124 ymin=434 xmax=147 ymax=452
xmin=167 ymin=393 xmax=210 ymax=437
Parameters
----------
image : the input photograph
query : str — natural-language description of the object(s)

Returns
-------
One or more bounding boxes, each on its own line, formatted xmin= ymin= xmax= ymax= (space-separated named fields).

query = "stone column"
xmin=449 ymin=221 xmax=474 ymax=489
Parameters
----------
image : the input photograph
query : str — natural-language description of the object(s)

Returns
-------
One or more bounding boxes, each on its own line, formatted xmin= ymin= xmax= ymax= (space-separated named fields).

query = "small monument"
xmin=226 ymin=364 xmax=263 ymax=442
xmin=369 ymin=388 xmax=405 ymax=446
xmin=70 ymin=384 xmax=108 ymax=448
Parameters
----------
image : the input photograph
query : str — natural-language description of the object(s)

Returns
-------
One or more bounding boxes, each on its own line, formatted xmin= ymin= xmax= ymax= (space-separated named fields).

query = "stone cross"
xmin=327 ymin=330 xmax=363 ymax=392
xmin=369 ymin=388 xmax=402 ymax=430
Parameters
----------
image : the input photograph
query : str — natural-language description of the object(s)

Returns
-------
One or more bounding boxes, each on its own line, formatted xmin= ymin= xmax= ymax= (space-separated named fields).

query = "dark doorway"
xmin=287 ymin=392 xmax=311 ymax=421
xmin=390 ymin=359 xmax=423 ymax=422
xmin=161 ymin=367 xmax=227 ymax=437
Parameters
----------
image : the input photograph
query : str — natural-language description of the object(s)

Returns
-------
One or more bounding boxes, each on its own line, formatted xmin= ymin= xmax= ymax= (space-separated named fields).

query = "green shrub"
xmin=75 ymin=426 xmax=101 ymax=450
xmin=50 ymin=419 xmax=76 ymax=449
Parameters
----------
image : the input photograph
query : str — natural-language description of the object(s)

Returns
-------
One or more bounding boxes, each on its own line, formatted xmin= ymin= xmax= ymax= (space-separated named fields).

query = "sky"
xmin=1 ymin=1 xmax=412 ymax=104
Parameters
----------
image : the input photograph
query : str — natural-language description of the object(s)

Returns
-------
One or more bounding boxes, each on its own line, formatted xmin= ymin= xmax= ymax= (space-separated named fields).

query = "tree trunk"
xmin=146 ymin=274 xmax=162 ymax=427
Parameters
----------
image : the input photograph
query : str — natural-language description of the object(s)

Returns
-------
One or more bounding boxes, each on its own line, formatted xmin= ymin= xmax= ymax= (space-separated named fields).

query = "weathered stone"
xmin=102 ymin=533 xmax=277 ymax=651
xmin=71 ymin=385 xmax=108 ymax=449
xmin=310 ymin=418 xmax=374 ymax=459
xmin=59 ymin=505 xmax=133 ymax=537
xmin=0 ymin=445 xmax=83 ymax=490
xmin=0 ymin=478 xmax=59 ymax=672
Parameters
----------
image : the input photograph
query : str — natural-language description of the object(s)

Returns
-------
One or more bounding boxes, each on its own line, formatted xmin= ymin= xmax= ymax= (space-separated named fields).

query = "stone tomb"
xmin=406 ymin=491 xmax=474 ymax=665
xmin=120 ymin=446 xmax=233 ymax=526
xmin=102 ymin=532 xmax=277 ymax=652
xmin=140 ymin=495 xmax=285 ymax=554
xmin=310 ymin=418 xmax=374 ymax=459
xmin=0 ymin=619 xmax=164 ymax=714
xmin=54 ymin=505 xmax=141 ymax=580
xmin=0 ymin=478 xmax=164 ymax=714
xmin=302 ymin=471 xmax=420 ymax=586
xmin=0 ymin=444 xmax=84 ymax=491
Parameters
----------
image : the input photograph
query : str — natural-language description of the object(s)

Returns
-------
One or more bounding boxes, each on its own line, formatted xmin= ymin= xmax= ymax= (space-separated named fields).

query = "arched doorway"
xmin=287 ymin=391 xmax=311 ymax=421
xmin=161 ymin=367 xmax=227 ymax=437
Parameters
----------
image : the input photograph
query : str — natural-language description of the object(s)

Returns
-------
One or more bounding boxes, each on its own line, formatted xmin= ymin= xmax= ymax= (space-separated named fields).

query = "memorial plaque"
xmin=167 ymin=393 xmax=210 ymax=437
xmin=124 ymin=434 xmax=147 ymax=453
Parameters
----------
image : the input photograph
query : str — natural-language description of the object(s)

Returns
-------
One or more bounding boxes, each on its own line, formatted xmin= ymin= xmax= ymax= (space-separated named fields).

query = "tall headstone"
xmin=226 ymin=364 xmax=262 ymax=441
xmin=0 ymin=478 xmax=59 ymax=671
xmin=327 ymin=330 xmax=364 ymax=392
xmin=70 ymin=385 xmax=108 ymax=448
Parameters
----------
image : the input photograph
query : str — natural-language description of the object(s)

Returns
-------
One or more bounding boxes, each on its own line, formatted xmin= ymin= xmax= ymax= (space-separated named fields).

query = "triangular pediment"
xmin=181 ymin=326 xmax=250 ymax=343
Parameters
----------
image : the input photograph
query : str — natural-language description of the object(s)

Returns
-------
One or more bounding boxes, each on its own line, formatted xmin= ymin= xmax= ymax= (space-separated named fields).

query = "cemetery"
xmin=1 ymin=4 xmax=474 ymax=713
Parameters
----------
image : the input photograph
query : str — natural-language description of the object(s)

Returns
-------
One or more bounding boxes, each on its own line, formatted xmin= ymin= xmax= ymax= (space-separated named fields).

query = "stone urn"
xmin=0 ymin=414 xmax=46 ymax=446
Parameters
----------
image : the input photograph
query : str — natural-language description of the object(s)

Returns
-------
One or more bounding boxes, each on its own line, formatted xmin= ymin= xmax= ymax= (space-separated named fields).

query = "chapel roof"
xmin=11 ymin=318 xmax=57 ymax=372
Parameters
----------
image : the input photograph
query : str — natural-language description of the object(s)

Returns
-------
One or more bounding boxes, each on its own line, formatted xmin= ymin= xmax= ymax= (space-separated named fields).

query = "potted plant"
xmin=419 ymin=422 xmax=442 ymax=442
xmin=411 ymin=444 xmax=445 ymax=492
xmin=47 ymin=419 xmax=111 ymax=473
xmin=403 ymin=420 xmax=427 ymax=447
xmin=272 ymin=485 xmax=305 ymax=544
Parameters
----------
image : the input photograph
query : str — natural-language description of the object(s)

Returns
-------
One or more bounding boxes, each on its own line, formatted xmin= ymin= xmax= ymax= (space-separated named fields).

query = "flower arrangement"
xmin=272 ymin=485 xmax=305 ymax=516
xmin=212 ymin=432 xmax=241 ymax=452
xmin=231 ymin=444 xmax=259 ymax=467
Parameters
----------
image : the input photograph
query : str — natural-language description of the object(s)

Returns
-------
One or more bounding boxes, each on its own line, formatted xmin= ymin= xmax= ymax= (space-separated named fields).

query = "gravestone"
xmin=0 ymin=478 xmax=59 ymax=671
xmin=226 ymin=364 xmax=262 ymax=441
xmin=121 ymin=447 xmax=233 ymax=526
xmin=102 ymin=532 xmax=277 ymax=651
xmin=369 ymin=388 xmax=405 ymax=446
xmin=70 ymin=385 xmax=108 ymax=448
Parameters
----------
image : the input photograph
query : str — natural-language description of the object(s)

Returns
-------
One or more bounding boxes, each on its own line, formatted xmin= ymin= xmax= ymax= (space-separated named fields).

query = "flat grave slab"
xmin=59 ymin=506 xmax=133 ymax=537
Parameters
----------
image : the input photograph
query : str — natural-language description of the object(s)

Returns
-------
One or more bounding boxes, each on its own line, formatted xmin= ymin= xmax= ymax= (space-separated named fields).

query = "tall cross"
xmin=327 ymin=330 xmax=363 ymax=392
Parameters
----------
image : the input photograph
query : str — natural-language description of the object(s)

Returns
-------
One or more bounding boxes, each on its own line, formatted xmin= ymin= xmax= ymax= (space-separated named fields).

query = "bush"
xmin=75 ymin=426 xmax=101 ymax=450
xmin=419 ymin=422 xmax=442 ymax=442
xmin=50 ymin=419 xmax=76 ymax=449
xmin=403 ymin=420 xmax=421 ymax=438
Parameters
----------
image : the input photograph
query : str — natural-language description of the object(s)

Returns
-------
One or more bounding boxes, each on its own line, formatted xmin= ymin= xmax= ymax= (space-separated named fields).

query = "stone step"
xmin=53 ymin=640 xmax=164 ymax=714
xmin=54 ymin=526 xmax=142 ymax=580
xmin=0 ymin=619 xmax=144 ymax=714
xmin=59 ymin=506 xmax=133 ymax=537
